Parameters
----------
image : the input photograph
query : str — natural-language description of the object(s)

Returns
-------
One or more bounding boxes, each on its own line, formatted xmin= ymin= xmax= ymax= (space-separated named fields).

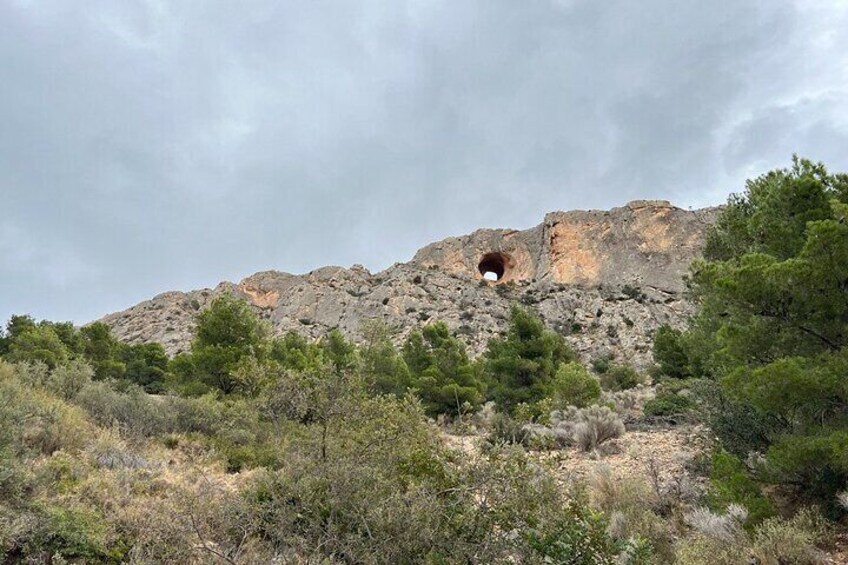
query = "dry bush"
xmin=74 ymin=381 xmax=167 ymax=438
xmin=749 ymin=508 xmax=826 ymax=565
xmin=602 ymin=385 xmax=654 ymax=417
xmin=677 ymin=506 xmax=826 ymax=565
xmin=589 ymin=467 xmax=675 ymax=562
xmin=675 ymin=534 xmax=747 ymax=565
xmin=837 ymin=491 xmax=848 ymax=511
xmin=684 ymin=505 xmax=747 ymax=543
xmin=571 ymin=406 xmax=625 ymax=451
xmin=84 ymin=430 xmax=149 ymax=470
xmin=0 ymin=364 xmax=94 ymax=456
xmin=535 ymin=406 xmax=625 ymax=452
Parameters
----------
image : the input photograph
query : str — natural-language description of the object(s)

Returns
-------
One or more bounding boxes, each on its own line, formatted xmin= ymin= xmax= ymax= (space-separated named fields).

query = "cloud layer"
xmin=2 ymin=0 xmax=847 ymax=323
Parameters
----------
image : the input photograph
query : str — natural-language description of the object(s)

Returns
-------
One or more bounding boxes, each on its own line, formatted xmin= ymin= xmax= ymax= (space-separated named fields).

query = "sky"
xmin=2 ymin=0 xmax=848 ymax=324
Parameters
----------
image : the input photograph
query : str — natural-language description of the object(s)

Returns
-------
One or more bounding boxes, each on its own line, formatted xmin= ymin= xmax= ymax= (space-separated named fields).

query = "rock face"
xmin=100 ymin=201 xmax=719 ymax=368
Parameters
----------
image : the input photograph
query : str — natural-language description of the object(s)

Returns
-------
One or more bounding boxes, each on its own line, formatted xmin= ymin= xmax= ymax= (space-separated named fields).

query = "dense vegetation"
xmin=653 ymin=157 xmax=848 ymax=515
xmin=1 ymin=157 xmax=845 ymax=563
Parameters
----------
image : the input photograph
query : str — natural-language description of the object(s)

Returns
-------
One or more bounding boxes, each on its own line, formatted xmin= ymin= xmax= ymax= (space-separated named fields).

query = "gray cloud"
xmin=1 ymin=0 xmax=847 ymax=323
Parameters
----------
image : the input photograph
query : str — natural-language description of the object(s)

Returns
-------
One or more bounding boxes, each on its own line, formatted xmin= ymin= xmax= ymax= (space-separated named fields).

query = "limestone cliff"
xmin=99 ymin=201 xmax=719 ymax=368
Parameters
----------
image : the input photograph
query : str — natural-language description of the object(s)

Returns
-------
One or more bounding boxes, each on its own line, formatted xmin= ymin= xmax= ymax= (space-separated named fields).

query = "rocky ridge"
xmin=100 ymin=200 xmax=719 ymax=368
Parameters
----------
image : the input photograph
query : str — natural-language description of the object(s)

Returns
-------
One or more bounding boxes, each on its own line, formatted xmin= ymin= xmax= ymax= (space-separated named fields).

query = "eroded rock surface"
xmin=99 ymin=201 xmax=719 ymax=368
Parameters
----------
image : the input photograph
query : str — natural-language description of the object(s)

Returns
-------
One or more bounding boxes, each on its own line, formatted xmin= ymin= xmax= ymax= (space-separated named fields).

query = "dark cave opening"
xmin=478 ymin=252 xmax=510 ymax=282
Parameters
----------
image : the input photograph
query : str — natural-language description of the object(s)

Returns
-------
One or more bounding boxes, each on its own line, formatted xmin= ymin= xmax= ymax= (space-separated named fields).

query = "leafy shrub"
xmin=599 ymin=364 xmax=644 ymax=391
xmin=486 ymin=412 xmax=532 ymax=446
xmin=591 ymin=355 xmax=612 ymax=374
xmin=642 ymin=391 xmax=695 ymax=418
xmin=0 ymin=363 xmax=93 ymax=456
xmin=484 ymin=306 xmax=577 ymax=413
xmin=550 ymin=362 xmax=601 ymax=408
xmin=652 ymin=325 xmax=690 ymax=378
xmin=85 ymin=430 xmax=148 ymax=470
xmin=590 ymin=467 xmax=675 ymax=562
xmin=46 ymin=359 xmax=94 ymax=400
xmin=74 ymin=381 xmax=166 ymax=438
xmin=677 ymin=505 xmax=826 ymax=565
xmin=23 ymin=502 xmax=121 ymax=562
xmin=161 ymin=393 xmax=224 ymax=435
xmin=602 ymin=386 xmax=654 ymax=417
xmin=402 ymin=323 xmax=484 ymax=416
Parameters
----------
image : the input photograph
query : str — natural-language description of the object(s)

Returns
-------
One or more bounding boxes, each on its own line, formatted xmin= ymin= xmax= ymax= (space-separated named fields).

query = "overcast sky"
xmin=2 ymin=0 xmax=847 ymax=324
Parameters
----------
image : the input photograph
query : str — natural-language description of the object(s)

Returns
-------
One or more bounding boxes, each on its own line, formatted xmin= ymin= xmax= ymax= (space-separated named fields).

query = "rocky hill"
xmin=100 ymin=200 xmax=719 ymax=368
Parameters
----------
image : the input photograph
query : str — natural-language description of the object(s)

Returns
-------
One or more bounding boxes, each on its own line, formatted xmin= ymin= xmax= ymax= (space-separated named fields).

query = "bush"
xmin=590 ymin=467 xmax=675 ymax=562
xmin=642 ymin=391 xmax=695 ymax=418
xmin=550 ymin=362 xmax=601 ymax=408
xmin=484 ymin=306 xmax=578 ymax=413
xmin=74 ymin=381 xmax=166 ymax=438
xmin=0 ymin=363 xmax=93 ymax=456
xmin=653 ymin=325 xmax=690 ymax=378
xmin=602 ymin=386 xmax=654 ymax=417
xmin=676 ymin=506 xmax=827 ymax=565
xmin=46 ymin=359 xmax=94 ymax=400
xmin=572 ymin=406 xmax=626 ymax=451
xmin=599 ymin=364 xmax=644 ymax=391
xmin=750 ymin=508 xmax=826 ymax=565
xmin=707 ymin=451 xmax=774 ymax=526
xmin=549 ymin=405 xmax=625 ymax=452
xmin=684 ymin=505 xmax=747 ymax=543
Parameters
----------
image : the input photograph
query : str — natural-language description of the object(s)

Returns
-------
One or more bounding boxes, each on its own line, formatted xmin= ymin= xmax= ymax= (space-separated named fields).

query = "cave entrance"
xmin=478 ymin=252 xmax=510 ymax=283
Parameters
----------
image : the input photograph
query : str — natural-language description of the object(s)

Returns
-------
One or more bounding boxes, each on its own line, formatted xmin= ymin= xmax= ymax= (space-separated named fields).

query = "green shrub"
xmin=642 ymin=391 xmax=694 ymax=418
xmin=708 ymin=451 xmax=774 ymax=526
xmin=591 ymin=355 xmax=612 ymax=374
xmin=652 ymin=325 xmax=690 ymax=378
xmin=551 ymin=362 xmax=602 ymax=408
xmin=484 ymin=307 xmax=578 ymax=413
xmin=24 ymin=502 xmax=123 ymax=562
xmin=46 ymin=359 xmax=94 ymax=400
xmin=750 ymin=508 xmax=826 ymax=565
xmin=599 ymin=364 xmax=644 ymax=391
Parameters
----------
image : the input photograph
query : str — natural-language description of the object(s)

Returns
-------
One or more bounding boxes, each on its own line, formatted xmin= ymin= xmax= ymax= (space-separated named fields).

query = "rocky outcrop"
xmin=99 ymin=201 xmax=719 ymax=368
xmin=412 ymin=200 xmax=717 ymax=292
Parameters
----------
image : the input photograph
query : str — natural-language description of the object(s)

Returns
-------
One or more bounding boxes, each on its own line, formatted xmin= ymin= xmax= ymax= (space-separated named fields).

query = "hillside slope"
xmin=100 ymin=200 xmax=719 ymax=368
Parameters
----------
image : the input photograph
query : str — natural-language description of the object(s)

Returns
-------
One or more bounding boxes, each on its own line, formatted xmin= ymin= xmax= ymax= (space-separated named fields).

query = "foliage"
xmin=672 ymin=157 xmax=848 ymax=507
xmin=5 ymin=323 xmax=70 ymax=369
xmin=707 ymin=451 xmax=774 ymax=526
xmin=359 ymin=320 xmax=411 ymax=396
xmin=550 ymin=361 xmax=602 ymax=409
xmin=652 ymin=325 xmax=690 ymax=378
xmin=402 ymin=322 xmax=484 ymax=416
xmin=642 ymin=390 xmax=694 ymax=419
xmin=484 ymin=306 xmax=577 ymax=412
xmin=187 ymin=294 xmax=270 ymax=393
xmin=598 ymin=363 xmax=644 ymax=391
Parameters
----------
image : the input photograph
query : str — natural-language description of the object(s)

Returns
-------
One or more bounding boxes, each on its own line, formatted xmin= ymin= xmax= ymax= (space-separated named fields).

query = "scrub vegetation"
xmin=1 ymin=157 xmax=845 ymax=563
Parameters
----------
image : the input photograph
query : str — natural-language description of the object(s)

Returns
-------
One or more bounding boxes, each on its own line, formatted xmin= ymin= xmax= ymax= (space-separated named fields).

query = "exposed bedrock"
xmin=100 ymin=201 xmax=720 ymax=369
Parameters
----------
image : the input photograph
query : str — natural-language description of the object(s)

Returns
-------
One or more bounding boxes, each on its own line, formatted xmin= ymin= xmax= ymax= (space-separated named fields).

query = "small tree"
xmin=359 ymin=320 xmax=410 ymax=396
xmin=5 ymin=324 xmax=70 ymax=369
xmin=485 ymin=307 xmax=578 ymax=413
xmin=190 ymin=295 xmax=270 ymax=393
xmin=402 ymin=322 xmax=484 ymax=416
xmin=687 ymin=157 xmax=848 ymax=506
